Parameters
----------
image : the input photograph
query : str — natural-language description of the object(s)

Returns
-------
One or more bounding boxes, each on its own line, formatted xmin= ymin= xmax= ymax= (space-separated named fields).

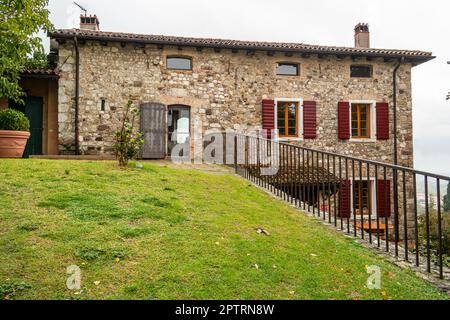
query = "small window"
xmin=277 ymin=101 xmax=299 ymax=137
xmin=350 ymin=65 xmax=372 ymax=78
xmin=351 ymin=103 xmax=371 ymax=139
xmin=353 ymin=181 xmax=372 ymax=215
xmin=276 ymin=63 xmax=299 ymax=76
xmin=167 ymin=56 xmax=192 ymax=70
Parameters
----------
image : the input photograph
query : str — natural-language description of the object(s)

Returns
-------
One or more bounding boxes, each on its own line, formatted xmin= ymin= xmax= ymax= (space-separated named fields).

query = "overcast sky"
xmin=43 ymin=0 xmax=450 ymax=175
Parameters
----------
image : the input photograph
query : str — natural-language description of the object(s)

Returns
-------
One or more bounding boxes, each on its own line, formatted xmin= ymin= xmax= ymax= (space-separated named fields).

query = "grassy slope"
xmin=0 ymin=159 xmax=447 ymax=300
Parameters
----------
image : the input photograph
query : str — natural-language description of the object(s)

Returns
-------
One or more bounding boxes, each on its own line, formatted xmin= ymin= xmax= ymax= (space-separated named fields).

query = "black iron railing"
xmin=232 ymin=134 xmax=450 ymax=280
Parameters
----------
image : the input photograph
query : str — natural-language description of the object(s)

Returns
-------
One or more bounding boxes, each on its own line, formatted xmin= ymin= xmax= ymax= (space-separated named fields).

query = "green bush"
xmin=0 ymin=109 xmax=30 ymax=131
xmin=418 ymin=210 xmax=450 ymax=267
xmin=113 ymin=99 xmax=143 ymax=167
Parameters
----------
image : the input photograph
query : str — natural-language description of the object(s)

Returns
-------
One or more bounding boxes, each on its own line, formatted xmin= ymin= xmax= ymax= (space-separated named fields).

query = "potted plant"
xmin=0 ymin=109 xmax=30 ymax=158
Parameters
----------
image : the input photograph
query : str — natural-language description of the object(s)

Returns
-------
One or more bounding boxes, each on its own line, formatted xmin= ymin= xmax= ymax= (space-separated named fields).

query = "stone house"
xmin=48 ymin=15 xmax=436 ymax=236
xmin=4 ymin=15 xmax=435 ymax=233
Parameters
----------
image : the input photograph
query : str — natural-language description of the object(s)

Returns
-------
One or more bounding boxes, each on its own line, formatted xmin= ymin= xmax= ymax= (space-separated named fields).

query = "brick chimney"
xmin=354 ymin=23 xmax=370 ymax=48
xmin=80 ymin=14 xmax=100 ymax=31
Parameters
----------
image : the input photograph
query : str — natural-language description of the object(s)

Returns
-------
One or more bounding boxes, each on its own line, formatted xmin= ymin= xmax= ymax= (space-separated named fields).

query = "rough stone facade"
xmin=56 ymin=40 xmax=413 ymax=168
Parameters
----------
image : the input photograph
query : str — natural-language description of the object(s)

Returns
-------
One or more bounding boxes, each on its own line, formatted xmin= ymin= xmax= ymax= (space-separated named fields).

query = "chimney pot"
xmin=80 ymin=14 xmax=100 ymax=31
xmin=354 ymin=23 xmax=370 ymax=48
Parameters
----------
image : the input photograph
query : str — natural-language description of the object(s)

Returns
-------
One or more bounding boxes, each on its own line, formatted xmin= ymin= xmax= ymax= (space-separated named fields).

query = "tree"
xmin=113 ymin=99 xmax=144 ymax=167
xmin=0 ymin=0 xmax=53 ymax=104
xmin=444 ymin=182 xmax=450 ymax=212
xmin=24 ymin=51 xmax=50 ymax=69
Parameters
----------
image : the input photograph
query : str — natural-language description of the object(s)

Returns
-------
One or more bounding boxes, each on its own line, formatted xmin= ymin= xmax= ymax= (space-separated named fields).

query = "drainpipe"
xmin=74 ymin=37 xmax=80 ymax=155
xmin=392 ymin=57 xmax=404 ymax=165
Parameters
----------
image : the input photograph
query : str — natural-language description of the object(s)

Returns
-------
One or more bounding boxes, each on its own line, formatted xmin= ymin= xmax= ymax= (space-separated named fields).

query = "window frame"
xmin=349 ymin=100 xmax=377 ymax=142
xmin=274 ymin=98 xmax=303 ymax=141
xmin=276 ymin=62 xmax=300 ymax=76
xmin=166 ymin=56 xmax=193 ymax=71
xmin=350 ymin=65 xmax=373 ymax=78
xmin=350 ymin=178 xmax=377 ymax=219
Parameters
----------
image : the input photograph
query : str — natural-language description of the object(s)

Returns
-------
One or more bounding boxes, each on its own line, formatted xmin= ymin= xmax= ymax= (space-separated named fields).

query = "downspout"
xmin=392 ymin=57 xmax=404 ymax=165
xmin=74 ymin=37 xmax=80 ymax=155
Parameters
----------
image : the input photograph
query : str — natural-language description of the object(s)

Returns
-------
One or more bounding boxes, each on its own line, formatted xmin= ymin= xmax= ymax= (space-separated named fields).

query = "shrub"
xmin=0 ymin=282 xmax=31 ymax=300
xmin=418 ymin=209 xmax=450 ymax=267
xmin=113 ymin=99 xmax=144 ymax=167
xmin=0 ymin=109 xmax=30 ymax=131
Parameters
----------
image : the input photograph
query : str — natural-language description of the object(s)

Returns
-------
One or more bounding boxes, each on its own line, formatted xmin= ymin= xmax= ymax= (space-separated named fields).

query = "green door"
xmin=11 ymin=97 xmax=43 ymax=158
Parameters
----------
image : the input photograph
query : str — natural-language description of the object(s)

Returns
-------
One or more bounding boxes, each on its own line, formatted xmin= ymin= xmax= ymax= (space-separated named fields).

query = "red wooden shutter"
xmin=377 ymin=180 xmax=391 ymax=218
xmin=338 ymin=180 xmax=352 ymax=218
xmin=262 ymin=99 xmax=275 ymax=139
xmin=338 ymin=102 xmax=350 ymax=140
xmin=303 ymin=101 xmax=317 ymax=139
xmin=376 ymin=102 xmax=389 ymax=140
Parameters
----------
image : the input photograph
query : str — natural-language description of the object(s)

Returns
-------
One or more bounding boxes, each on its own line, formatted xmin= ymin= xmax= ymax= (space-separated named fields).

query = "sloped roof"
xmin=245 ymin=165 xmax=340 ymax=185
xmin=49 ymin=29 xmax=434 ymax=66
xmin=21 ymin=68 xmax=59 ymax=78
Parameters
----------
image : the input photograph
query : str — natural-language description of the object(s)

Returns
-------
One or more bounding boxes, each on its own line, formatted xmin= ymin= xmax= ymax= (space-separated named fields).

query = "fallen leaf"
xmin=256 ymin=227 xmax=270 ymax=236
xmin=94 ymin=281 xmax=101 ymax=286
xmin=289 ymin=291 xmax=295 ymax=296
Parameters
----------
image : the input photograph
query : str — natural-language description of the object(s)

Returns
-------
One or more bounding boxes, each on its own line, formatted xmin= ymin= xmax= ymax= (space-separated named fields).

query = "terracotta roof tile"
xmin=49 ymin=29 xmax=434 ymax=65
xmin=21 ymin=68 xmax=59 ymax=77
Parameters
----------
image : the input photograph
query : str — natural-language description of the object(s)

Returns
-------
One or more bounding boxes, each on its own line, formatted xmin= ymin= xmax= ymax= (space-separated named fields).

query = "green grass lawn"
xmin=0 ymin=159 xmax=447 ymax=300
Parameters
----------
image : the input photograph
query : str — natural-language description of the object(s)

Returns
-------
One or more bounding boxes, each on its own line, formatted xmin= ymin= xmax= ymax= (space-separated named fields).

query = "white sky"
xmin=42 ymin=0 xmax=450 ymax=175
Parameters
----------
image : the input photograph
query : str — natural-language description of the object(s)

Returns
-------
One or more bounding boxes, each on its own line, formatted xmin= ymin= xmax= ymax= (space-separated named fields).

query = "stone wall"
xmin=57 ymin=44 xmax=77 ymax=154
xmin=57 ymin=40 xmax=413 ymax=168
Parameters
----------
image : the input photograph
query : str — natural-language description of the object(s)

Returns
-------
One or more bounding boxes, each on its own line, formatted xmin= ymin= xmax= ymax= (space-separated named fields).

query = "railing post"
xmin=393 ymin=168 xmax=400 ymax=257
xmin=436 ymin=178 xmax=443 ymax=279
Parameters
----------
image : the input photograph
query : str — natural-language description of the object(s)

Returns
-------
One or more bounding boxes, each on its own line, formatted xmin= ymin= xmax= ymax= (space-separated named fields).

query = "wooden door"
xmin=140 ymin=102 xmax=167 ymax=159
xmin=11 ymin=96 xmax=43 ymax=158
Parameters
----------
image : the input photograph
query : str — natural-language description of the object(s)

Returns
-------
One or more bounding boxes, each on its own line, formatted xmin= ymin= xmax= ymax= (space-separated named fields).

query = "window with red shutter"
xmin=303 ymin=101 xmax=317 ymax=139
xmin=276 ymin=101 xmax=299 ymax=138
xmin=377 ymin=179 xmax=391 ymax=218
xmin=376 ymin=102 xmax=389 ymax=140
xmin=262 ymin=100 xmax=275 ymax=139
xmin=338 ymin=102 xmax=350 ymax=140
xmin=338 ymin=180 xmax=352 ymax=218
xmin=351 ymin=103 xmax=371 ymax=138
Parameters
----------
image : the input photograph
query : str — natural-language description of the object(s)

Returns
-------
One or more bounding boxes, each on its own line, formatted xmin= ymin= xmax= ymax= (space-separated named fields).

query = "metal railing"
xmin=232 ymin=134 xmax=450 ymax=280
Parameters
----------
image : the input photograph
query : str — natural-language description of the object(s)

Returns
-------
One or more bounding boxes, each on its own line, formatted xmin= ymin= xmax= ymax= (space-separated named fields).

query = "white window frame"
xmin=274 ymin=98 xmax=304 ymax=141
xmin=348 ymin=100 xmax=377 ymax=142
xmin=350 ymin=177 xmax=377 ymax=220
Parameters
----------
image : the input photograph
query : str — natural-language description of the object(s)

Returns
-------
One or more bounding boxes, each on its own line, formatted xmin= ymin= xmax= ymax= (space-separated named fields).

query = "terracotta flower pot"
xmin=0 ymin=130 xmax=31 ymax=158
